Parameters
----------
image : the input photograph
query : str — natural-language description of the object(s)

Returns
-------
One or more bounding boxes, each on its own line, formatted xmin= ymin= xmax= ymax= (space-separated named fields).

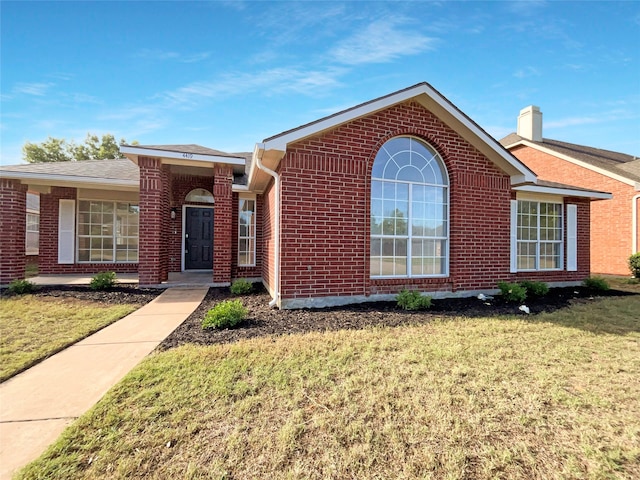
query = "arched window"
xmin=370 ymin=137 xmax=449 ymax=277
xmin=185 ymin=188 xmax=214 ymax=204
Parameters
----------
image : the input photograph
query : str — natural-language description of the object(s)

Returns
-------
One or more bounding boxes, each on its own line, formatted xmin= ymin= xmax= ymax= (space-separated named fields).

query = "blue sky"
xmin=1 ymin=0 xmax=639 ymax=165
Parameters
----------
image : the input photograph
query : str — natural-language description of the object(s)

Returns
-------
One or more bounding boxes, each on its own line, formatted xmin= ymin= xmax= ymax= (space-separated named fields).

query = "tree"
xmin=22 ymin=133 xmax=134 ymax=163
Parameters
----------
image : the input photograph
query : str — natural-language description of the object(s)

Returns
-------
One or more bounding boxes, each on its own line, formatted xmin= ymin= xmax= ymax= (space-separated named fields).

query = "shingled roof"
xmin=500 ymin=133 xmax=640 ymax=184
xmin=0 ymin=158 xmax=139 ymax=181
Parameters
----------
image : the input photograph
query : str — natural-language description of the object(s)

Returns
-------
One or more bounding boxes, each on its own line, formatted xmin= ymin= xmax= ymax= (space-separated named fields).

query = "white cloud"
xmin=330 ymin=17 xmax=436 ymax=65
xmin=159 ymin=67 xmax=346 ymax=107
xmin=13 ymin=82 xmax=54 ymax=96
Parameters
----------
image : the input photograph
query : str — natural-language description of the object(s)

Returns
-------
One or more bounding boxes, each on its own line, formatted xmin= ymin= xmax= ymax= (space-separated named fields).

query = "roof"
xmin=128 ymin=144 xmax=243 ymax=159
xmin=251 ymin=82 xmax=538 ymax=190
xmin=1 ymin=158 xmax=139 ymax=182
xmin=501 ymin=133 xmax=640 ymax=184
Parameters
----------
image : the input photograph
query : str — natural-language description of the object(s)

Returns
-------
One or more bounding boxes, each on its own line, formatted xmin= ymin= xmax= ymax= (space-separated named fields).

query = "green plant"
xmin=396 ymin=290 xmax=432 ymax=310
xmin=202 ymin=300 xmax=247 ymax=329
xmin=519 ymin=280 xmax=549 ymax=297
xmin=583 ymin=276 xmax=610 ymax=292
xmin=8 ymin=279 xmax=37 ymax=295
xmin=628 ymin=253 xmax=640 ymax=278
xmin=230 ymin=278 xmax=253 ymax=295
xmin=90 ymin=271 xmax=117 ymax=291
xmin=497 ymin=281 xmax=528 ymax=303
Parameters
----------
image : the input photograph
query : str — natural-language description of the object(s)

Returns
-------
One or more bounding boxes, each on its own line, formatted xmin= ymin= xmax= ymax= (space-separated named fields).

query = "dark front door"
xmin=185 ymin=207 xmax=213 ymax=270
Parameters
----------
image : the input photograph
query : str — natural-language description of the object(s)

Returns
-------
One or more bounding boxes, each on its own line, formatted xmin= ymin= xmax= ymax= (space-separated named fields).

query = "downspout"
xmin=255 ymin=145 xmax=281 ymax=308
xmin=633 ymin=194 xmax=640 ymax=254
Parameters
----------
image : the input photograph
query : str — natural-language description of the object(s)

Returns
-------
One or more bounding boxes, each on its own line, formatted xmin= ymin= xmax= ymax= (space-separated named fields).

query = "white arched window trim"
xmin=185 ymin=188 xmax=214 ymax=204
xmin=370 ymin=136 xmax=450 ymax=279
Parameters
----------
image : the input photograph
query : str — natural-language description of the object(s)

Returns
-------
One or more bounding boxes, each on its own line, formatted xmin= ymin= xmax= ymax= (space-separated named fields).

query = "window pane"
xmin=370 ymin=137 xmax=449 ymax=278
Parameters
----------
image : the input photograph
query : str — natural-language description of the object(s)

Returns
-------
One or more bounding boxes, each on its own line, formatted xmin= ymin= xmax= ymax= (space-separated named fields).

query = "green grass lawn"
xmin=0 ymin=296 xmax=138 ymax=382
xmin=16 ymin=285 xmax=640 ymax=480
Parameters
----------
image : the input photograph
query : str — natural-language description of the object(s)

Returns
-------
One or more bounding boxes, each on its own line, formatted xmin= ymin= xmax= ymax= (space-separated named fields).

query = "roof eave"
xmin=0 ymin=170 xmax=139 ymax=191
xmin=513 ymin=183 xmax=612 ymax=200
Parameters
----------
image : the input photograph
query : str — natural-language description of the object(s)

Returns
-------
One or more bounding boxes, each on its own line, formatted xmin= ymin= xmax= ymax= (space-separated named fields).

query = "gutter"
xmin=633 ymin=194 xmax=640 ymax=254
xmin=254 ymin=144 xmax=281 ymax=308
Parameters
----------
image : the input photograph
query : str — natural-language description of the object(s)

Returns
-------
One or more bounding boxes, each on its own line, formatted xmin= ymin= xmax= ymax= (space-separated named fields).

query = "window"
xmin=238 ymin=198 xmax=256 ymax=266
xmin=77 ymin=201 xmax=139 ymax=262
xmin=516 ymin=200 xmax=562 ymax=270
xmin=26 ymin=213 xmax=40 ymax=255
xmin=370 ymin=137 xmax=449 ymax=278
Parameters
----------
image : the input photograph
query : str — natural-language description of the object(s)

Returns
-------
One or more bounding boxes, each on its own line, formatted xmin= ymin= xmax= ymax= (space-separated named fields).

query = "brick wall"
xmin=273 ymin=100 xmax=589 ymax=303
xmin=0 ymin=179 xmax=27 ymax=283
xmin=213 ymin=165 xmax=233 ymax=283
xmin=138 ymin=157 xmax=169 ymax=284
xmin=509 ymin=144 xmax=637 ymax=275
xmin=261 ymin=180 xmax=277 ymax=296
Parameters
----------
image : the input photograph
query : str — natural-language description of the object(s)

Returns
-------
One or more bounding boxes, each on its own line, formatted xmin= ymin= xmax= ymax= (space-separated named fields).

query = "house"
xmin=501 ymin=106 xmax=640 ymax=276
xmin=0 ymin=83 xmax=611 ymax=307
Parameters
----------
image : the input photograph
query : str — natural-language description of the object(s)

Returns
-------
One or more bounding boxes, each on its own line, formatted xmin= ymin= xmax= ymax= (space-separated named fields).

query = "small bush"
xmin=629 ymin=253 xmax=640 ymax=278
xmin=497 ymin=281 xmax=528 ymax=303
xmin=90 ymin=271 xmax=117 ymax=291
xmin=8 ymin=279 xmax=37 ymax=295
xmin=519 ymin=280 xmax=549 ymax=297
xmin=230 ymin=278 xmax=253 ymax=295
xmin=202 ymin=300 xmax=247 ymax=329
xmin=396 ymin=290 xmax=432 ymax=310
xmin=583 ymin=276 xmax=610 ymax=291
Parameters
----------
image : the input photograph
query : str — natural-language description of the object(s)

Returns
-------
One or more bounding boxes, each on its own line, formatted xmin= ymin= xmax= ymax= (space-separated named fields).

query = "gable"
xmin=250 ymin=83 xmax=536 ymax=192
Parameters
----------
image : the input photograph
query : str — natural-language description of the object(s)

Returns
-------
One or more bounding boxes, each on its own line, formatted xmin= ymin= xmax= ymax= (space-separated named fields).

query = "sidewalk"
xmin=0 ymin=287 xmax=208 ymax=480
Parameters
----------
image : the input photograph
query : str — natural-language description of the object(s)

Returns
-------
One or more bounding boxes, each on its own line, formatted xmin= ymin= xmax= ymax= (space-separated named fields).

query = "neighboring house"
xmin=501 ymin=106 xmax=640 ymax=276
xmin=0 ymin=83 xmax=611 ymax=307
xmin=25 ymin=192 xmax=40 ymax=255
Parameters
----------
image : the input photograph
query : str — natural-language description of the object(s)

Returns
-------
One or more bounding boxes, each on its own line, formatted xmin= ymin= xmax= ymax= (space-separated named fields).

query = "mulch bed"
xmin=0 ymin=285 xmax=161 ymax=307
xmin=157 ymin=285 xmax=636 ymax=351
xmin=3 ymin=284 xmax=634 ymax=351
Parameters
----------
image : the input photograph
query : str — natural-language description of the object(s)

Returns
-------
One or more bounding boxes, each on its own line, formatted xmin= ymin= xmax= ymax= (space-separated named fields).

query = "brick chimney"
xmin=517 ymin=105 xmax=543 ymax=142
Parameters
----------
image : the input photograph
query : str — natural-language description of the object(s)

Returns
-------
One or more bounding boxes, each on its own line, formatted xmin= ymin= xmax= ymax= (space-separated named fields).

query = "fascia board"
xmin=0 ymin=170 xmax=139 ymax=191
xmin=120 ymin=146 xmax=245 ymax=166
xmin=509 ymin=139 xmax=638 ymax=188
xmin=513 ymin=184 xmax=612 ymax=200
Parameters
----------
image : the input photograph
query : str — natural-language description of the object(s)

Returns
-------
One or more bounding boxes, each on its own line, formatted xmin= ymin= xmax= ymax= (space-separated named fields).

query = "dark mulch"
xmin=158 ymin=285 xmax=637 ymax=351
xmin=0 ymin=285 xmax=161 ymax=307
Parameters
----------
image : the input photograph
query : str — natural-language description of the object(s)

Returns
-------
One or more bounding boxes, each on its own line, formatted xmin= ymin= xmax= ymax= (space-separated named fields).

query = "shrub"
xmin=396 ymin=290 xmax=432 ymax=310
xmin=230 ymin=278 xmax=253 ymax=295
xmin=8 ymin=279 xmax=37 ymax=295
xmin=497 ymin=281 xmax=528 ymax=303
xmin=629 ymin=253 xmax=640 ymax=278
xmin=202 ymin=300 xmax=247 ymax=329
xmin=90 ymin=271 xmax=117 ymax=291
xmin=519 ymin=280 xmax=549 ymax=297
xmin=583 ymin=276 xmax=610 ymax=291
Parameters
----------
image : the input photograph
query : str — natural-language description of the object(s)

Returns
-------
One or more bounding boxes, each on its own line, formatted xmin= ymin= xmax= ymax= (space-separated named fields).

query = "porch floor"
xmin=28 ymin=271 xmax=222 ymax=288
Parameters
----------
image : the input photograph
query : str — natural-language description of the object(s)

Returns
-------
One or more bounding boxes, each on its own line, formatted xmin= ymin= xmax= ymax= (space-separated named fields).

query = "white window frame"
xmin=515 ymin=199 xmax=564 ymax=271
xmin=370 ymin=136 xmax=450 ymax=279
xmin=76 ymin=199 xmax=139 ymax=263
xmin=238 ymin=195 xmax=256 ymax=267
xmin=26 ymin=212 xmax=40 ymax=255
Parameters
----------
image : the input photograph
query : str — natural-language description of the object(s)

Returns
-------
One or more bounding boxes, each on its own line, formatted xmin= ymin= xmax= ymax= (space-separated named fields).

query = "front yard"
xmin=0 ymin=288 xmax=158 ymax=382
xmin=15 ymin=279 xmax=640 ymax=479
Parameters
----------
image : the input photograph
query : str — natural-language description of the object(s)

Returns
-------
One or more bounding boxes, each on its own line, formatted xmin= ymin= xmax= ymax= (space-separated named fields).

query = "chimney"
xmin=517 ymin=105 xmax=543 ymax=142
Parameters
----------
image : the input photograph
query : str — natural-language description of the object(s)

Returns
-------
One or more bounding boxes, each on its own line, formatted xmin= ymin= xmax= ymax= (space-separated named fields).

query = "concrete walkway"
xmin=0 ymin=287 xmax=208 ymax=480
